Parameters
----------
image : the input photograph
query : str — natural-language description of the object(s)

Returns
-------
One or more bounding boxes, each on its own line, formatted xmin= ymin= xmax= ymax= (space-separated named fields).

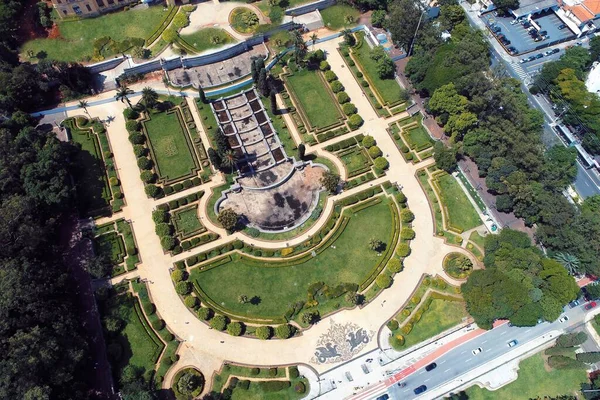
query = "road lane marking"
xmin=482 ymin=340 xmax=487 ymax=344
xmin=465 ymin=358 xmax=472 ymax=362
xmin=424 ymin=379 xmax=430 ymax=383
xmin=444 ymin=368 xmax=451 ymax=373
xmin=500 ymin=331 xmax=507 ymax=335
xmin=525 ymin=329 xmax=532 ymax=333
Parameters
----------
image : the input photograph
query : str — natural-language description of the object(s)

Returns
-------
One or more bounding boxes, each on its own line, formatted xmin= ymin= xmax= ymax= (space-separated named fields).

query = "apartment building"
xmin=51 ymin=0 xmax=141 ymax=18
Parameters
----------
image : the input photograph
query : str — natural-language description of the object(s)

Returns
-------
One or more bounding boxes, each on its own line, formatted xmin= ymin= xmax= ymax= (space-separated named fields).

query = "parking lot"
xmin=482 ymin=11 xmax=574 ymax=55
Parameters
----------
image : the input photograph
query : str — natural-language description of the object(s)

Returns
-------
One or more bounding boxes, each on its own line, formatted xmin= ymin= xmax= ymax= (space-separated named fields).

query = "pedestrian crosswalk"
xmin=511 ymin=63 xmax=530 ymax=81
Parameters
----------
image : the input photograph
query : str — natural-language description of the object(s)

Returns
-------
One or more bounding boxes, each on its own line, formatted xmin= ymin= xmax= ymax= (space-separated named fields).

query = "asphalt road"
xmin=381 ymin=304 xmax=590 ymax=400
xmin=463 ymin=6 xmax=600 ymax=198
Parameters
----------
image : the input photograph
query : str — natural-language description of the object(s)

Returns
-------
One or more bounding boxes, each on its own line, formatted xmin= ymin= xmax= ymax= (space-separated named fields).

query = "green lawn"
xmin=286 ymin=69 xmax=342 ymax=130
xmin=465 ymin=353 xmax=588 ymax=400
xmin=436 ymin=173 xmax=481 ymax=232
xmin=191 ymin=198 xmax=394 ymax=319
xmin=173 ymin=205 xmax=204 ymax=238
xmin=180 ymin=28 xmax=235 ymax=53
xmin=102 ymin=293 xmax=164 ymax=379
xmin=469 ymin=231 xmax=486 ymax=250
xmin=321 ymin=5 xmax=359 ymax=30
xmin=69 ymin=126 xmax=111 ymax=216
xmin=404 ymin=125 xmax=433 ymax=151
xmin=230 ymin=8 xmax=260 ymax=34
xmin=231 ymin=379 xmax=309 ymax=400
xmin=21 ymin=6 xmax=172 ymax=62
xmin=341 ymin=148 xmax=369 ymax=175
xmin=353 ymin=32 xmax=403 ymax=106
xmin=143 ymin=108 xmax=198 ymax=182
xmin=397 ymin=299 xmax=467 ymax=349
xmin=95 ymin=232 xmax=126 ymax=264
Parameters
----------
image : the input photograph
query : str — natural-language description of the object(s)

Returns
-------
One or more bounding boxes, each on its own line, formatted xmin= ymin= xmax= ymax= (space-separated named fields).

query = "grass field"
xmin=103 ymin=293 xmax=164 ymax=379
xmin=286 ymin=69 xmax=342 ymax=130
xmin=465 ymin=353 xmax=588 ymax=400
xmin=180 ymin=28 xmax=235 ymax=53
xmin=143 ymin=109 xmax=197 ymax=182
xmin=353 ymin=32 xmax=403 ymax=105
xmin=21 ymin=6 xmax=172 ymax=62
xmin=70 ymin=128 xmax=111 ymax=216
xmin=400 ymin=299 xmax=467 ymax=349
xmin=231 ymin=379 xmax=309 ymax=400
xmin=192 ymin=198 xmax=393 ymax=319
xmin=404 ymin=125 xmax=433 ymax=151
xmin=321 ymin=5 xmax=359 ymax=30
xmin=436 ymin=173 xmax=481 ymax=232
xmin=341 ymin=148 xmax=369 ymax=174
xmin=469 ymin=231 xmax=486 ymax=250
xmin=173 ymin=206 xmax=204 ymax=238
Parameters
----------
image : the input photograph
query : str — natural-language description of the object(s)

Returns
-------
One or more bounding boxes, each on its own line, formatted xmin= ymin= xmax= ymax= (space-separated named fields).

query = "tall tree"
xmin=115 ymin=86 xmax=134 ymax=108
xmin=387 ymin=0 xmax=423 ymax=52
xmin=292 ymin=30 xmax=307 ymax=65
xmin=141 ymin=87 xmax=158 ymax=109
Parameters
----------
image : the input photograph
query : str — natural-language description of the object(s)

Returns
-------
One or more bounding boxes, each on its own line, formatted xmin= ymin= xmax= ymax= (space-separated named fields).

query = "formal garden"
xmin=323 ymin=134 xmax=390 ymax=189
xmin=386 ymin=275 xmax=468 ymax=350
xmin=97 ymin=280 xmax=180 ymax=395
xmin=172 ymin=183 xmax=412 ymax=337
xmin=21 ymin=5 xmax=178 ymax=62
xmin=207 ymin=364 xmax=309 ymax=399
xmin=124 ymin=94 xmax=211 ymax=198
xmin=229 ymin=8 xmax=262 ymax=35
xmin=417 ymin=165 xmax=483 ymax=249
xmin=339 ymin=32 xmax=409 ymax=117
xmin=152 ymin=190 xmax=219 ymax=255
xmin=388 ymin=114 xmax=435 ymax=163
xmin=63 ymin=116 xmax=124 ymax=217
xmin=443 ymin=252 xmax=474 ymax=280
xmin=92 ymin=219 xmax=140 ymax=277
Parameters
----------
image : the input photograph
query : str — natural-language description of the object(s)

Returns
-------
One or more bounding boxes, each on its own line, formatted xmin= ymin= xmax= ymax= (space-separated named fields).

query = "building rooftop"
xmin=511 ymin=0 xmax=558 ymax=17
xmin=586 ymin=61 xmax=600 ymax=94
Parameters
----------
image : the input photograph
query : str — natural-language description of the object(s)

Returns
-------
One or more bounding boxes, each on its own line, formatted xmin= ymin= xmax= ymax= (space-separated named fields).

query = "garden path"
xmin=55 ymin=37 xmax=473 ymax=387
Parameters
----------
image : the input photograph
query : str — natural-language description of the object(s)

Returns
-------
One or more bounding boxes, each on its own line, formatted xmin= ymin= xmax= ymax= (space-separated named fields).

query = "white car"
xmin=559 ymin=315 xmax=569 ymax=323
xmin=472 ymin=347 xmax=483 ymax=355
xmin=507 ymin=340 xmax=518 ymax=347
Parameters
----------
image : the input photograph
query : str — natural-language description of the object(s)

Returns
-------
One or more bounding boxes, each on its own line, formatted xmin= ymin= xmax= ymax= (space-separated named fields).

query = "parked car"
xmin=398 ymin=382 xmax=406 ymax=388
xmin=523 ymin=22 xmax=532 ymax=28
xmin=492 ymin=26 xmax=502 ymax=33
xmin=425 ymin=363 xmax=437 ymax=372
xmin=585 ymin=301 xmax=597 ymax=310
xmin=508 ymin=46 xmax=517 ymax=55
xmin=535 ymin=53 xmax=544 ymax=59
xmin=414 ymin=385 xmax=428 ymax=395
xmin=539 ymin=30 xmax=548 ymax=36
xmin=559 ymin=315 xmax=569 ymax=323
xmin=376 ymin=394 xmax=389 ymax=400
xmin=569 ymin=299 xmax=580 ymax=308
xmin=508 ymin=340 xmax=518 ymax=347
xmin=576 ymin=41 xmax=583 ymax=46
xmin=558 ymin=23 xmax=567 ymax=29
xmin=472 ymin=347 xmax=483 ymax=355
xmin=551 ymin=48 xmax=560 ymax=54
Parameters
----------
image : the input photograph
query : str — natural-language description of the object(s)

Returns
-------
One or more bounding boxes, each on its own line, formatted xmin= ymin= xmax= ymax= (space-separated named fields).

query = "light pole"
xmin=408 ymin=9 xmax=427 ymax=57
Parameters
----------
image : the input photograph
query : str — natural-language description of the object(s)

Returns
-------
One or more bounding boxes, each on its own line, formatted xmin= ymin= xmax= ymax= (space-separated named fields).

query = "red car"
xmin=585 ymin=301 xmax=597 ymax=310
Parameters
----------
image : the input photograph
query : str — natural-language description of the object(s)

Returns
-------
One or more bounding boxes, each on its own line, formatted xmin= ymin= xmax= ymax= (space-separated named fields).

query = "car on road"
xmin=558 ymin=23 xmax=567 ymax=29
xmin=376 ymin=394 xmax=389 ymax=400
xmin=569 ymin=299 xmax=580 ymax=308
xmin=535 ymin=53 xmax=544 ymax=59
xmin=425 ymin=362 xmax=437 ymax=372
xmin=398 ymin=382 xmax=406 ymax=388
xmin=492 ymin=26 xmax=501 ymax=33
xmin=585 ymin=301 xmax=597 ymax=310
xmin=414 ymin=385 xmax=427 ymax=395
xmin=550 ymin=48 xmax=560 ymax=54
xmin=576 ymin=41 xmax=583 ymax=46
xmin=472 ymin=347 xmax=483 ymax=355
xmin=559 ymin=315 xmax=569 ymax=323
xmin=508 ymin=339 xmax=518 ymax=347
xmin=507 ymin=46 xmax=517 ymax=55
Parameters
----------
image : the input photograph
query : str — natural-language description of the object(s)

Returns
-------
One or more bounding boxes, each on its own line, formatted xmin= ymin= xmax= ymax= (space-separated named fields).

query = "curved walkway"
xmin=55 ymin=36 xmax=475 ymax=392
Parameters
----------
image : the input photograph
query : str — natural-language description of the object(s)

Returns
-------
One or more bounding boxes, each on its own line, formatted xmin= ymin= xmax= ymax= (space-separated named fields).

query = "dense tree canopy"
xmin=462 ymin=230 xmax=578 ymax=329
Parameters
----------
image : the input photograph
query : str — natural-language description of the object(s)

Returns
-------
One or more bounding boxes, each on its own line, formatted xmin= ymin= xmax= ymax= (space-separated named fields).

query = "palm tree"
xmin=162 ymin=75 xmax=171 ymax=96
xmin=141 ymin=87 xmax=158 ymax=109
xmin=310 ymin=33 xmax=318 ymax=50
xmin=292 ymin=30 xmax=307 ymax=66
xmin=553 ymin=252 xmax=581 ymax=275
xmin=221 ymin=150 xmax=237 ymax=169
xmin=115 ymin=86 xmax=133 ymax=108
xmin=78 ymin=100 xmax=89 ymax=116
xmin=342 ymin=29 xmax=355 ymax=46
xmin=368 ymin=237 xmax=382 ymax=252
xmin=458 ymin=256 xmax=473 ymax=271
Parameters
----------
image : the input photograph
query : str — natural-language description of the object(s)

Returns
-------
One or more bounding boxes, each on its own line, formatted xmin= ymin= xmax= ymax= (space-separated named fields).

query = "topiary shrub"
xmin=342 ymin=102 xmax=357 ymax=116
xmin=337 ymin=91 xmax=350 ymax=104
xmin=133 ymin=144 xmax=147 ymax=157
xmin=152 ymin=209 xmax=168 ymax=223
xmin=155 ymin=223 xmax=172 ymax=237
xmin=361 ymin=79 xmax=369 ymax=87
xmin=387 ymin=319 xmax=399 ymax=331
xmin=330 ymin=80 xmax=344 ymax=93
xmin=324 ymin=70 xmax=337 ymax=82
xmin=137 ymin=157 xmax=153 ymax=170
xmin=397 ymin=243 xmax=411 ymax=257
xmin=143 ymin=302 xmax=155 ymax=315
xmin=175 ymin=281 xmax=191 ymax=295
xmin=184 ymin=296 xmax=199 ymax=309
xmin=289 ymin=366 xmax=299 ymax=379
xmin=140 ymin=170 xmax=156 ymax=183
xmin=411 ymin=295 xmax=421 ymax=305
xmin=348 ymin=114 xmax=363 ymax=130
xmin=374 ymin=156 xmax=389 ymax=170
xmin=368 ymin=145 xmax=382 ymax=158
xmin=197 ymin=307 xmax=212 ymax=320
xmin=387 ymin=258 xmax=402 ymax=273
xmin=401 ymin=227 xmax=415 ymax=240
xmin=255 ymin=326 xmax=272 ymax=340
xmin=294 ymin=381 xmax=306 ymax=394
xmin=129 ymin=133 xmax=145 ymax=144
xmin=152 ymin=319 xmax=165 ymax=330
xmin=375 ymin=274 xmax=393 ymax=289
xmin=126 ymin=120 xmax=140 ymax=132
xmin=250 ymin=367 xmax=260 ymax=376
xmin=238 ymin=380 xmax=250 ymax=390
xmin=268 ymin=367 xmax=278 ymax=377
xmin=123 ymin=108 xmax=139 ymax=120
xmin=275 ymin=324 xmax=293 ymax=339
xmin=362 ymin=135 xmax=375 ymax=148
xmin=210 ymin=315 xmax=227 ymax=331
xmin=319 ymin=60 xmax=330 ymax=71
xmin=145 ymin=184 xmax=161 ymax=198
xmin=401 ymin=209 xmax=415 ymax=223
xmin=227 ymin=321 xmax=243 ymax=336
xmin=401 ymin=323 xmax=413 ymax=335
xmin=171 ymin=269 xmax=187 ymax=282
